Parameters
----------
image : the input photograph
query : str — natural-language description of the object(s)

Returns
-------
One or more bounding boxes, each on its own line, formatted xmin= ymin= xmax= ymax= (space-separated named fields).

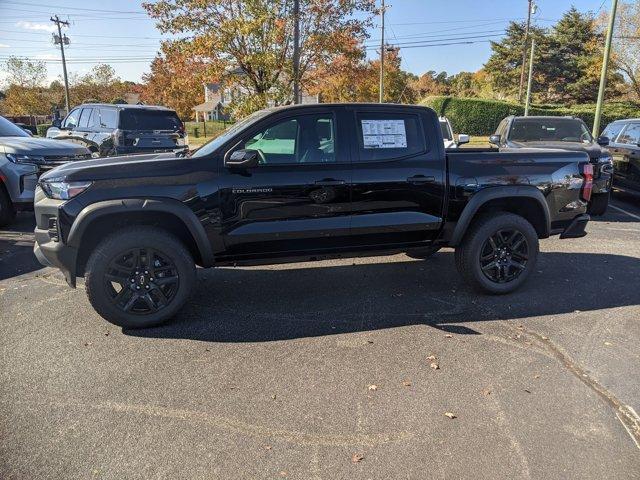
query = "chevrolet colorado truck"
xmin=33 ymin=104 xmax=593 ymax=328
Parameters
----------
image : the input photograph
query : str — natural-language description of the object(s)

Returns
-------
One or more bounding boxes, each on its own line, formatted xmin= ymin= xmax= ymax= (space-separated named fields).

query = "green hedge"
xmin=421 ymin=96 xmax=640 ymax=136
xmin=36 ymin=124 xmax=51 ymax=137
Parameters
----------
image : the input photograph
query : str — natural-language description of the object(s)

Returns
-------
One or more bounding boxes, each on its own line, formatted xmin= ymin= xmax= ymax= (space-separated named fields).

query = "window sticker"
xmin=361 ymin=119 xmax=407 ymax=149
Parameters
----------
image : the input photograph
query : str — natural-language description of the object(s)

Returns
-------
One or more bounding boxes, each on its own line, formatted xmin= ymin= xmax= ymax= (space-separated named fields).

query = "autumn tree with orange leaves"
xmin=143 ymin=0 xmax=377 ymax=117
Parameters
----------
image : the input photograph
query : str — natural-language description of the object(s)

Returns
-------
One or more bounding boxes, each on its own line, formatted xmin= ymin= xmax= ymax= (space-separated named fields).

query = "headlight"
xmin=40 ymin=180 xmax=92 ymax=200
xmin=6 ymin=153 xmax=46 ymax=165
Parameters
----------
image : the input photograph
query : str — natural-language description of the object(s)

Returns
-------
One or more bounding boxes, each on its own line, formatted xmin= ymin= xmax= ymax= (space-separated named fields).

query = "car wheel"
xmin=406 ymin=245 xmax=441 ymax=260
xmin=85 ymin=226 xmax=196 ymax=329
xmin=0 ymin=184 xmax=16 ymax=227
xmin=455 ymin=213 xmax=539 ymax=294
xmin=587 ymin=192 xmax=609 ymax=216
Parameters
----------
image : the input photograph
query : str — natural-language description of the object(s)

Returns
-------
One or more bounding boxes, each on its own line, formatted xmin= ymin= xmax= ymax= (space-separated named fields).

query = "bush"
xmin=421 ymin=96 xmax=640 ymax=135
xmin=36 ymin=124 xmax=51 ymax=137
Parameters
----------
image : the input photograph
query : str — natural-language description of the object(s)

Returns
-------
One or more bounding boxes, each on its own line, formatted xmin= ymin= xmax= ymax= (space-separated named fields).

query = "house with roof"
xmin=192 ymin=83 xmax=232 ymax=122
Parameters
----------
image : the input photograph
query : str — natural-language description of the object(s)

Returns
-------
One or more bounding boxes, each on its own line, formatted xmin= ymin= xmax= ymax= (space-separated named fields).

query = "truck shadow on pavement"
xmin=125 ymin=250 xmax=640 ymax=343
xmin=0 ymin=214 xmax=42 ymax=281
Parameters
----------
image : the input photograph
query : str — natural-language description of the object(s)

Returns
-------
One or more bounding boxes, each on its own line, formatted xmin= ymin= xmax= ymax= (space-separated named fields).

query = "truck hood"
xmin=507 ymin=141 xmax=606 ymax=160
xmin=0 ymin=136 xmax=90 ymax=156
xmin=39 ymin=152 xmax=194 ymax=182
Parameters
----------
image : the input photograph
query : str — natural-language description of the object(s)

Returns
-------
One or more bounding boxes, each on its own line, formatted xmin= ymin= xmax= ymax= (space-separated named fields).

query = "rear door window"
xmin=119 ymin=110 xmax=182 ymax=131
xmin=98 ymin=108 xmax=118 ymax=129
xmin=355 ymin=112 xmax=425 ymax=162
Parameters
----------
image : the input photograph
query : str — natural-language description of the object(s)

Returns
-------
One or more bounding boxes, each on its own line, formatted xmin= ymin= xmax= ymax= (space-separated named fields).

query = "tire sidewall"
xmin=85 ymin=228 xmax=195 ymax=329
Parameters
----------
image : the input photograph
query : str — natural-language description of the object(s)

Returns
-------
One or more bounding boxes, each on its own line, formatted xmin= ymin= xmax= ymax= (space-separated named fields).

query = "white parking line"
xmin=610 ymin=204 xmax=640 ymax=221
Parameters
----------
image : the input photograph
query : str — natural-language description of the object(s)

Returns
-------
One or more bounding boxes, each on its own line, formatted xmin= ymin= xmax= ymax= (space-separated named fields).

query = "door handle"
xmin=315 ymin=179 xmax=345 ymax=186
xmin=407 ymin=175 xmax=435 ymax=184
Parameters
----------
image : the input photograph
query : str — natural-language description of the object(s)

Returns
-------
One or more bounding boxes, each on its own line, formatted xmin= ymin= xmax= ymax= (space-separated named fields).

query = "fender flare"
xmin=449 ymin=186 xmax=551 ymax=246
xmin=67 ymin=198 xmax=215 ymax=267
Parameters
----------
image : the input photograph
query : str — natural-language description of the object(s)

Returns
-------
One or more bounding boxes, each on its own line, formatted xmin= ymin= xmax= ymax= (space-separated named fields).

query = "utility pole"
xmin=518 ymin=0 xmax=535 ymax=103
xmin=51 ymin=15 xmax=71 ymax=114
xmin=379 ymin=0 xmax=385 ymax=103
xmin=524 ymin=38 xmax=536 ymax=116
xmin=593 ymin=0 xmax=619 ymax=137
xmin=292 ymin=0 xmax=300 ymax=104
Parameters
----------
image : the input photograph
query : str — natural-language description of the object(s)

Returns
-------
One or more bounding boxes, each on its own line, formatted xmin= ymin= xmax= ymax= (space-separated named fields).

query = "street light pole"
xmin=524 ymin=38 xmax=536 ymax=116
xmin=51 ymin=15 xmax=71 ymax=114
xmin=379 ymin=0 xmax=385 ymax=103
xmin=592 ymin=0 xmax=619 ymax=137
xmin=292 ymin=0 xmax=300 ymax=104
xmin=518 ymin=0 xmax=534 ymax=103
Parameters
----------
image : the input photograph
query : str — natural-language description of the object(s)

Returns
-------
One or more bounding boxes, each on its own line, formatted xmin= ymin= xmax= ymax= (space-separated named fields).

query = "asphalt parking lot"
xmin=1 ymin=195 xmax=640 ymax=479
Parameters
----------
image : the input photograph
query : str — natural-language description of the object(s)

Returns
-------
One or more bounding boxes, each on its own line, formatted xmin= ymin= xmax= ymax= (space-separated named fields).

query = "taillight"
xmin=581 ymin=163 xmax=593 ymax=202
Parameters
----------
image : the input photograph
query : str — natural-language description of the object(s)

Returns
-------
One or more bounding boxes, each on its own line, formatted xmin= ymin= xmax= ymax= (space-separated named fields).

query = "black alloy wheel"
xmin=479 ymin=229 xmax=529 ymax=283
xmin=105 ymin=248 xmax=180 ymax=314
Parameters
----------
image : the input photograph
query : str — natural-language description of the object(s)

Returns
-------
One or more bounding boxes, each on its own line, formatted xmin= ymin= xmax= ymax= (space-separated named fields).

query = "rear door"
xmin=349 ymin=106 xmax=445 ymax=247
xmin=218 ymin=107 xmax=353 ymax=256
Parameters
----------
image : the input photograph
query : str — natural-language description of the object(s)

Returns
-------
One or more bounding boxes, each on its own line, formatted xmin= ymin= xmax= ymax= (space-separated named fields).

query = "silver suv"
xmin=0 ymin=116 xmax=91 ymax=226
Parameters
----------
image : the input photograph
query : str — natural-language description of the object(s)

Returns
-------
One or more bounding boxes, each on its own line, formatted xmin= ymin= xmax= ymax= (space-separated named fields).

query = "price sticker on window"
xmin=361 ymin=119 xmax=407 ymax=149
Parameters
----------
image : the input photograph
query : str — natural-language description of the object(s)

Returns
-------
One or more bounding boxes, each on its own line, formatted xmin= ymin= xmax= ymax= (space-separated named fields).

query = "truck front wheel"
xmin=455 ymin=213 xmax=539 ymax=294
xmin=85 ymin=227 xmax=196 ymax=329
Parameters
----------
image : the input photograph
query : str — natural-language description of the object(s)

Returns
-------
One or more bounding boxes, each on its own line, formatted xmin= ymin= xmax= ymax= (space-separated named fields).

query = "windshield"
xmin=191 ymin=109 xmax=273 ymax=158
xmin=0 ymin=116 xmax=30 ymax=137
xmin=508 ymin=118 xmax=593 ymax=143
xmin=439 ymin=120 xmax=452 ymax=140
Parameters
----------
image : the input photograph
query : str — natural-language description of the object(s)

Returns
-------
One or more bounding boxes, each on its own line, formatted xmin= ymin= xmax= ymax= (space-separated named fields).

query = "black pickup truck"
xmin=33 ymin=104 xmax=593 ymax=328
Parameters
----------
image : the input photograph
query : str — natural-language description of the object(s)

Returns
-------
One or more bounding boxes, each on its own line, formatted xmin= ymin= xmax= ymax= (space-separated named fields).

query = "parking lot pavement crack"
xmin=523 ymin=330 xmax=640 ymax=450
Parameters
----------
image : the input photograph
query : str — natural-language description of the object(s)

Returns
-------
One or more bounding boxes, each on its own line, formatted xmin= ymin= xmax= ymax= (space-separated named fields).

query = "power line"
xmin=3 ymin=0 xmax=148 ymax=15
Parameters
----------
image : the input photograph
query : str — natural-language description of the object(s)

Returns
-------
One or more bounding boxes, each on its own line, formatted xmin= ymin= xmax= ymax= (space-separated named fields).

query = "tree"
xmin=0 ymin=56 xmax=50 ymax=115
xmin=70 ymin=64 xmax=129 ymax=105
xmin=411 ymin=71 xmax=451 ymax=97
xmin=140 ymin=42 xmax=214 ymax=119
xmin=601 ymin=1 xmax=640 ymax=100
xmin=143 ymin=0 xmax=376 ymax=116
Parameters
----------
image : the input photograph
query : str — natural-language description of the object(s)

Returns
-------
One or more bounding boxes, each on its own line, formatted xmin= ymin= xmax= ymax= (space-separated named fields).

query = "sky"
xmin=0 ymin=0 xmax=612 ymax=85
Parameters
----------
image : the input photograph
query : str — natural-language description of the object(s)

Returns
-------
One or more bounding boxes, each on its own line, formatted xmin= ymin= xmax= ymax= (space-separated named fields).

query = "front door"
xmin=348 ymin=107 xmax=445 ymax=247
xmin=218 ymin=108 xmax=352 ymax=257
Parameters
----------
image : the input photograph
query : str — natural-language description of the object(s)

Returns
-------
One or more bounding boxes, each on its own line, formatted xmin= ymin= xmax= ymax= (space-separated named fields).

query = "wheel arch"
xmin=67 ymin=198 xmax=215 ymax=275
xmin=449 ymin=186 xmax=551 ymax=246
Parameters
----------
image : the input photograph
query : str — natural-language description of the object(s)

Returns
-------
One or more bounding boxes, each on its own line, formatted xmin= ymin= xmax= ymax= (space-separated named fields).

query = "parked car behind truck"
xmin=601 ymin=118 xmax=640 ymax=197
xmin=490 ymin=116 xmax=613 ymax=216
xmin=34 ymin=103 xmax=593 ymax=328
xmin=46 ymin=104 xmax=188 ymax=158
xmin=439 ymin=116 xmax=469 ymax=149
xmin=0 ymin=115 xmax=91 ymax=227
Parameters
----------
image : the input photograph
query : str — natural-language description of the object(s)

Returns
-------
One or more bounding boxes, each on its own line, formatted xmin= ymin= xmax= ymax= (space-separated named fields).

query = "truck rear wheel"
xmin=587 ymin=192 xmax=609 ymax=216
xmin=455 ymin=213 xmax=538 ymax=294
xmin=0 ymin=184 xmax=16 ymax=227
xmin=85 ymin=227 xmax=196 ymax=329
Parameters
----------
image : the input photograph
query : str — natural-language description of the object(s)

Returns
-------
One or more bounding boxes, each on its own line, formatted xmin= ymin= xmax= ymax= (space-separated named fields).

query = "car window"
xmin=88 ymin=108 xmax=100 ymax=129
xmin=439 ymin=121 xmax=452 ymax=140
xmin=618 ymin=123 xmax=640 ymax=145
xmin=356 ymin=112 xmax=425 ymax=162
xmin=119 ymin=109 xmax=182 ymax=131
xmin=78 ymin=108 xmax=93 ymax=129
xmin=602 ymin=122 xmax=626 ymax=142
xmin=508 ymin=118 xmax=592 ymax=143
xmin=63 ymin=108 xmax=81 ymax=129
xmin=497 ymin=119 xmax=507 ymax=136
xmin=99 ymin=108 xmax=118 ymax=129
xmin=241 ymin=114 xmax=336 ymax=165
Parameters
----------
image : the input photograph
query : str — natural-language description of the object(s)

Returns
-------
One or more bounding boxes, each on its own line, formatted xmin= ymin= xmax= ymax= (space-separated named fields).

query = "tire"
xmin=0 ymin=184 xmax=16 ymax=227
xmin=85 ymin=226 xmax=196 ymax=329
xmin=406 ymin=245 xmax=441 ymax=260
xmin=455 ymin=213 xmax=539 ymax=294
xmin=587 ymin=192 xmax=609 ymax=216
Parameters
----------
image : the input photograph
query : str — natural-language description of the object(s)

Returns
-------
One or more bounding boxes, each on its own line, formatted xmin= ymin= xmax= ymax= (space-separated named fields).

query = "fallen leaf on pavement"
xmin=264 ymin=445 xmax=272 ymax=450
xmin=368 ymin=384 xmax=378 ymax=391
xmin=427 ymin=355 xmax=437 ymax=361
xmin=271 ymin=394 xmax=277 ymax=400
xmin=402 ymin=380 xmax=412 ymax=387
xmin=524 ymin=389 xmax=531 ymax=394
xmin=533 ymin=374 xmax=540 ymax=379
xmin=444 ymin=412 xmax=457 ymax=419
xmin=430 ymin=362 xmax=439 ymax=370
xmin=604 ymin=341 xmax=612 ymax=346
xmin=444 ymin=334 xmax=453 ymax=338
xmin=481 ymin=388 xmax=492 ymax=396
xmin=352 ymin=453 xmax=364 ymax=463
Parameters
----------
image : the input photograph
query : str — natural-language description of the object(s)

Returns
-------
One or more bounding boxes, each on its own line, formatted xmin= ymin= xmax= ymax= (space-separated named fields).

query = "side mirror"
xmin=457 ymin=134 xmax=470 ymax=145
xmin=489 ymin=134 xmax=501 ymax=146
xmin=52 ymin=118 xmax=62 ymax=128
xmin=597 ymin=136 xmax=610 ymax=147
xmin=226 ymin=148 xmax=259 ymax=169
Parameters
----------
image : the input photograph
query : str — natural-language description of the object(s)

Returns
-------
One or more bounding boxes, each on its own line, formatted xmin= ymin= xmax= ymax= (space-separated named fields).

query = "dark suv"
xmin=46 ymin=104 xmax=187 ymax=157
xmin=602 ymin=118 xmax=640 ymax=196
xmin=490 ymin=116 xmax=613 ymax=215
